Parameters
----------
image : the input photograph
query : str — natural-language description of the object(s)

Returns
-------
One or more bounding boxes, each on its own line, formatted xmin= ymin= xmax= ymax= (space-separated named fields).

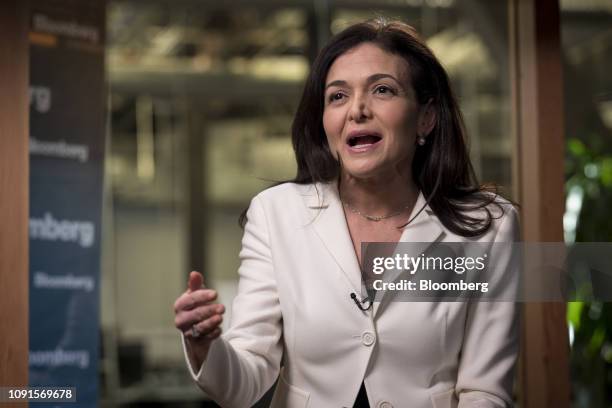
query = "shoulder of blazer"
xmin=433 ymin=194 xmax=520 ymax=243
xmin=480 ymin=194 xmax=520 ymax=243
xmin=255 ymin=182 xmax=333 ymax=210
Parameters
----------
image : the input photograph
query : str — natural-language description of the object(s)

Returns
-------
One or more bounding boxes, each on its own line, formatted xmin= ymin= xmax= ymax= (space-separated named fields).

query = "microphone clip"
xmin=350 ymin=292 xmax=372 ymax=311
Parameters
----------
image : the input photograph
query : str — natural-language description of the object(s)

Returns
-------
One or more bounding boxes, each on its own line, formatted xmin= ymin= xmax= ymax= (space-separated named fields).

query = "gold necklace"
xmin=342 ymin=201 xmax=411 ymax=222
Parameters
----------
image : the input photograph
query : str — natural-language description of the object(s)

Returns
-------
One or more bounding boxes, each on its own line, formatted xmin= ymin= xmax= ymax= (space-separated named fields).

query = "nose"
xmin=348 ymin=93 xmax=371 ymax=122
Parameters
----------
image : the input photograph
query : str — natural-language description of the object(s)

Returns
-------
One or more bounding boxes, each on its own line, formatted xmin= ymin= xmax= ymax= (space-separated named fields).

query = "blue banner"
xmin=29 ymin=2 xmax=105 ymax=407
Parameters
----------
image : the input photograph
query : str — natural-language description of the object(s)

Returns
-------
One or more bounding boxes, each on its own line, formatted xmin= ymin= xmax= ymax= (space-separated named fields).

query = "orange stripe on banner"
xmin=29 ymin=32 xmax=57 ymax=47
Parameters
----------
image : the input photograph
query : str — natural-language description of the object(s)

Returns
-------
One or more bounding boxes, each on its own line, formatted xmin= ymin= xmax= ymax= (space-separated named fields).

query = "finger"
xmin=175 ymin=303 xmax=221 ymax=330
xmin=173 ymin=289 xmax=218 ymax=313
xmin=174 ymin=304 xmax=222 ymax=331
xmin=184 ymin=314 xmax=223 ymax=338
xmin=205 ymin=327 xmax=222 ymax=340
xmin=194 ymin=314 xmax=223 ymax=334
xmin=188 ymin=271 xmax=204 ymax=292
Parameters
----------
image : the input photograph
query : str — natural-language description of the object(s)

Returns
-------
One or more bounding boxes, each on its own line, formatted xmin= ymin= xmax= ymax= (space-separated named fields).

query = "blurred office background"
xmin=99 ymin=0 xmax=612 ymax=406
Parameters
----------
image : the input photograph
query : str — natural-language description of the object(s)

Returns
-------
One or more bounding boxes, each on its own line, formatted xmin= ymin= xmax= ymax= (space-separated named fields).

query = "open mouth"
xmin=347 ymin=134 xmax=382 ymax=147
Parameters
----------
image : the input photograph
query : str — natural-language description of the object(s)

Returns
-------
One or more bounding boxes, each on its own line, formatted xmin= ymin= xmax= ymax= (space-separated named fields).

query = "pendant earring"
xmin=417 ymin=135 xmax=426 ymax=146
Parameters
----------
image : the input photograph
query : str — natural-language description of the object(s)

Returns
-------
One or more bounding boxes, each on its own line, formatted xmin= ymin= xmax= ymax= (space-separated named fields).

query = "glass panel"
xmin=103 ymin=2 xmax=310 ymax=406
xmin=560 ymin=1 xmax=612 ymax=407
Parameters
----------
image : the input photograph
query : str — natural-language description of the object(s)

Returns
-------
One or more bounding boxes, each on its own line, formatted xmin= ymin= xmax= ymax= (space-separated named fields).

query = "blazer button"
xmin=361 ymin=331 xmax=376 ymax=346
xmin=376 ymin=401 xmax=393 ymax=408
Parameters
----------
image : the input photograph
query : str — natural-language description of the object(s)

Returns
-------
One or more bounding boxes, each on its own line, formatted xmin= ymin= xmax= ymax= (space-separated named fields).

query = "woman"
xmin=173 ymin=17 xmax=519 ymax=408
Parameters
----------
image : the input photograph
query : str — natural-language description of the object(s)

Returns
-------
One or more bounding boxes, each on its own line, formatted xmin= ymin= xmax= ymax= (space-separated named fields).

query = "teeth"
xmin=348 ymin=135 xmax=381 ymax=147
xmin=355 ymin=140 xmax=372 ymax=147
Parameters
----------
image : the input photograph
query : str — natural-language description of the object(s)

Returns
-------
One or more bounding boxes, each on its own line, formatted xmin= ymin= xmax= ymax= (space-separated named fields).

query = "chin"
xmin=342 ymin=164 xmax=384 ymax=180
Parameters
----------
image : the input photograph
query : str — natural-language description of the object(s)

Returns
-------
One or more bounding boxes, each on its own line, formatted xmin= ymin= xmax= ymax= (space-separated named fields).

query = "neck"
xmin=338 ymin=170 xmax=419 ymax=216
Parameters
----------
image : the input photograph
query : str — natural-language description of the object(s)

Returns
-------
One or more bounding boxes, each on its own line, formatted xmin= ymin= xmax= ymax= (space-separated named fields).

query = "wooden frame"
xmin=0 ymin=0 xmax=30 ymax=400
xmin=509 ymin=0 xmax=570 ymax=406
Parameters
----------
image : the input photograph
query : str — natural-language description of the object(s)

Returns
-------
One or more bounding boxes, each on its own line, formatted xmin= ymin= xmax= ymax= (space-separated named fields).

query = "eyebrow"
xmin=325 ymin=73 xmax=402 ymax=90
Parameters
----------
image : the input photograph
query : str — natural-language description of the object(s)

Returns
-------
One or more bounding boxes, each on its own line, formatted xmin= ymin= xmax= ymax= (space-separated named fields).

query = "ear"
xmin=417 ymin=99 xmax=436 ymax=137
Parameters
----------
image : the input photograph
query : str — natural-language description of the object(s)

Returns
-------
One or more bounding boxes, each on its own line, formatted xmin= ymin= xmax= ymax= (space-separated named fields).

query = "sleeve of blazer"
xmin=182 ymin=194 xmax=283 ymax=407
xmin=456 ymin=206 xmax=520 ymax=408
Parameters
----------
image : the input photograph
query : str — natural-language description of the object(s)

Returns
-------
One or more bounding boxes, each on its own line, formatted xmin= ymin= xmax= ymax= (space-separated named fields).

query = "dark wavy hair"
xmin=242 ymin=17 xmax=510 ymax=236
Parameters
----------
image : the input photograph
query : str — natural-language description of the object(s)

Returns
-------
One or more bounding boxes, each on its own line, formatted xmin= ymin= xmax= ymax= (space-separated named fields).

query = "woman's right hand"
xmin=174 ymin=271 xmax=225 ymax=371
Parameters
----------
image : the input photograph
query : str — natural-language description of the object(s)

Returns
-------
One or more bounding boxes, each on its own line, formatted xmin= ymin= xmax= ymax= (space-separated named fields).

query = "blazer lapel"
xmin=372 ymin=193 xmax=445 ymax=317
xmin=304 ymin=182 xmax=363 ymax=295
xmin=301 ymin=182 xmax=446 ymax=316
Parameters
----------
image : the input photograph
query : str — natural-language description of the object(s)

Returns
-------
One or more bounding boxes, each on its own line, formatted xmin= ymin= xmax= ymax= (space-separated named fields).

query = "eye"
xmin=327 ymin=91 xmax=345 ymax=103
xmin=374 ymin=85 xmax=395 ymax=95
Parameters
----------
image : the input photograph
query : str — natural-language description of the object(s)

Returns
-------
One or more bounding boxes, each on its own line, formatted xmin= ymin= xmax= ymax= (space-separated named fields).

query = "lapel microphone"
xmin=350 ymin=292 xmax=372 ymax=311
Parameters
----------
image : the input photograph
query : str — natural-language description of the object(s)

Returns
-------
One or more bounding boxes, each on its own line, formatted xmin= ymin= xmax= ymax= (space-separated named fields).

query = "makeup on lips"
xmin=345 ymin=130 xmax=383 ymax=153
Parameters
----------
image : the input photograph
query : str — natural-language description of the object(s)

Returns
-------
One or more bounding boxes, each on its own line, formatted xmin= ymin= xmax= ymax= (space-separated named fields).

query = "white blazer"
xmin=183 ymin=182 xmax=520 ymax=408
